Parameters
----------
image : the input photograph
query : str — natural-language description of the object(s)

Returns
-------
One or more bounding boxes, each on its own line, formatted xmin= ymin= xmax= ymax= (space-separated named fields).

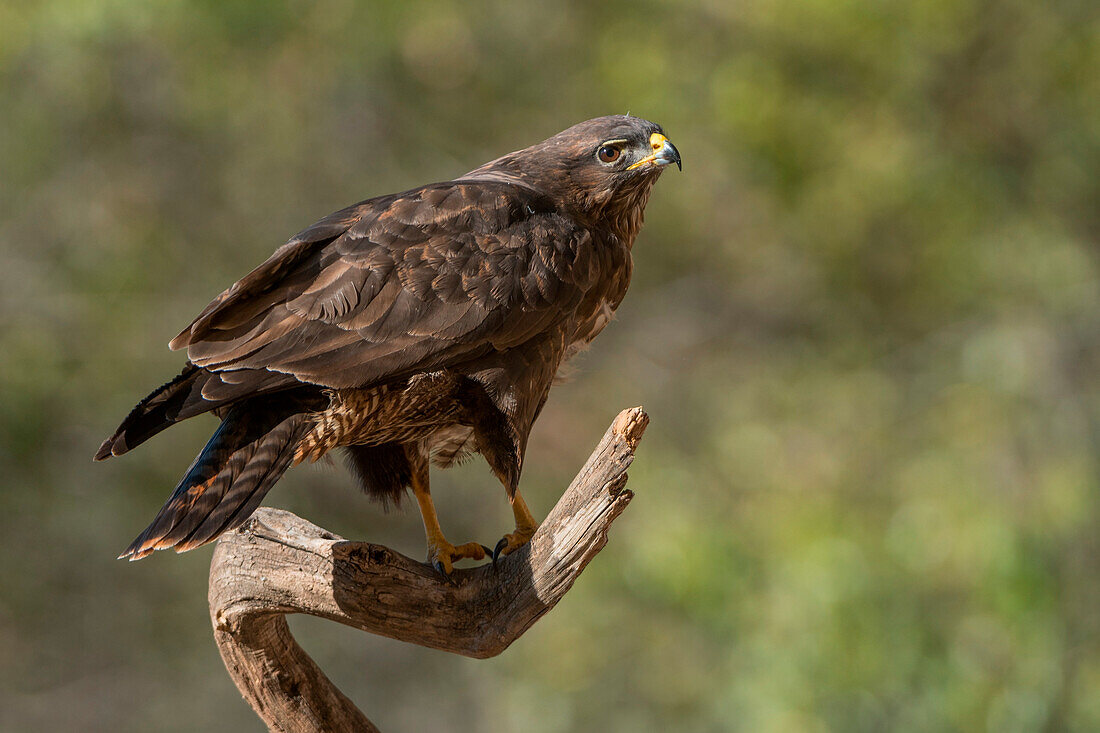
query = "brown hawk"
xmin=97 ymin=115 xmax=680 ymax=576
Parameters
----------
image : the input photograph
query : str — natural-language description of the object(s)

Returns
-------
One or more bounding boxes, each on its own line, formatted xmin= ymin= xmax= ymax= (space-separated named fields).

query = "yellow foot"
xmin=492 ymin=525 xmax=538 ymax=563
xmin=427 ymin=540 xmax=491 ymax=582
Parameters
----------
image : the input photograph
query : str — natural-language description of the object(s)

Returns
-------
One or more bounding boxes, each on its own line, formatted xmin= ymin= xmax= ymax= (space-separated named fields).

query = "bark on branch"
xmin=208 ymin=407 xmax=649 ymax=732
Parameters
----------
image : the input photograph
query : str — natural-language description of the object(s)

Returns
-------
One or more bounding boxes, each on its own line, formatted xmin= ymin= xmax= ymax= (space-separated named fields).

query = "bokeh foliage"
xmin=2 ymin=0 xmax=1100 ymax=730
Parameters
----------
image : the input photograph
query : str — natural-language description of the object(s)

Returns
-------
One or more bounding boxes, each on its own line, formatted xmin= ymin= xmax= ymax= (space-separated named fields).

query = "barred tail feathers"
xmin=119 ymin=399 xmax=311 ymax=560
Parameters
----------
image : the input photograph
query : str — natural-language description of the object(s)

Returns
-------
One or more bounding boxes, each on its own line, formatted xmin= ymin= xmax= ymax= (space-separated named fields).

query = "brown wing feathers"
xmin=172 ymin=183 xmax=589 ymax=389
xmin=169 ymin=201 xmax=367 ymax=350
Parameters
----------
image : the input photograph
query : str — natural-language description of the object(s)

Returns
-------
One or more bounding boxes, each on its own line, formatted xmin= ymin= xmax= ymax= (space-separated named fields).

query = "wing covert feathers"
xmin=167 ymin=182 xmax=595 ymax=390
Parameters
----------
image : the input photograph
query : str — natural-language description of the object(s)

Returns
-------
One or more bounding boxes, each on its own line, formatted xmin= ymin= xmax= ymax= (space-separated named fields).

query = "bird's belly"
xmin=565 ymin=298 xmax=615 ymax=362
xmin=294 ymin=373 xmax=468 ymax=463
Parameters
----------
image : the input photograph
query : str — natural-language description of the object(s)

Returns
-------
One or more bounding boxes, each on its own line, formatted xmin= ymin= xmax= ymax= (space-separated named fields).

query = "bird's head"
xmin=466 ymin=115 xmax=680 ymax=241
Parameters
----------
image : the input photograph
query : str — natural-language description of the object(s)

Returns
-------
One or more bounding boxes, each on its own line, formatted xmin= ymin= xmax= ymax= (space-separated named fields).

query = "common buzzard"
xmin=97 ymin=115 xmax=680 ymax=576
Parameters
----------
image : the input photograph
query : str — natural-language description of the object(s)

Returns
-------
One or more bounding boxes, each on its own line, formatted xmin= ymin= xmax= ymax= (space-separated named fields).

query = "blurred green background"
xmin=2 ymin=0 xmax=1100 ymax=730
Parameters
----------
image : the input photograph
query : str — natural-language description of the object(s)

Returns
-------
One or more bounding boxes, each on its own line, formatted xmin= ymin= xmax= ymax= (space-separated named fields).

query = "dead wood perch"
xmin=207 ymin=407 xmax=649 ymax=732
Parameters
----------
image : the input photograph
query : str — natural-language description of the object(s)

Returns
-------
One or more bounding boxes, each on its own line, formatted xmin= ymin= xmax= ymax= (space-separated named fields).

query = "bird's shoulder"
xmin=333 ymin=178 xmax=582 ymax=259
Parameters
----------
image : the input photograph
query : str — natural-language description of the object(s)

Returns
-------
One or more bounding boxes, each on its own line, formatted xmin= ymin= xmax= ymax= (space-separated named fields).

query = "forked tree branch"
xmin=208 ymin=407 xmax=649 ymax=732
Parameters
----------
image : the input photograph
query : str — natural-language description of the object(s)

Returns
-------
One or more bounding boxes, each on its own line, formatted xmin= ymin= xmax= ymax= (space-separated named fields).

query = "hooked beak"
xmin=627 ymin=132 xmax=682 ymax=171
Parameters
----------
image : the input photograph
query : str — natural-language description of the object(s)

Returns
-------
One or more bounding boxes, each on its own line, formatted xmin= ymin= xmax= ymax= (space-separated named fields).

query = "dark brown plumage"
xmin=98 ymin=115 xmax=680 ymax=571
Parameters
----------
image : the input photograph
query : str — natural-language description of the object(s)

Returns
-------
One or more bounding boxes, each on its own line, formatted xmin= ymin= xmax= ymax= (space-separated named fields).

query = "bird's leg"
xmin=408 ymin=453 xmax=489 ymax=580
xmin=492 ymin=488 xmax=540 ymax=562
xmin=462 ymin=396 xmax=542 ymax=563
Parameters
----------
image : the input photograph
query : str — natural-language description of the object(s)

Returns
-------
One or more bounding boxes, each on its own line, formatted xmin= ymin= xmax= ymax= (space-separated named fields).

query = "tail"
xmin=119 ymin=396 xmax=314 ymax=560
xmin=95 ymin=365 xmax=205 ymax=460
xmin=95 ymin=364 xmax=299 ymax=461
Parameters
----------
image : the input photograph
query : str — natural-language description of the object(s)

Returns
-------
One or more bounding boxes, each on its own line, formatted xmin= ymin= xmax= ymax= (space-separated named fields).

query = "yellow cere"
xmin=627 ymin=133 xmax=671 ymax=170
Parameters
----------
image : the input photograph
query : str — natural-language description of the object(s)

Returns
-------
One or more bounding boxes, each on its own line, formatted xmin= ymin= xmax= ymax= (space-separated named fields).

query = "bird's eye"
xmin=597 ymin=145 xmax=622 ymax=164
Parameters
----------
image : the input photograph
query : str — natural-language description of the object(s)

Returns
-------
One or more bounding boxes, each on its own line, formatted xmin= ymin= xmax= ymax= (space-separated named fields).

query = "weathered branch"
xmin=208 ymin=407 xmax=649 ymax=732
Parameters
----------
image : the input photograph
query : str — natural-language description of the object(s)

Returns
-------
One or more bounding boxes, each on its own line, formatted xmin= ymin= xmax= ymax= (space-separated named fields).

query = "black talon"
xmin=492 ymin=538 xmax=509 ymax=565
xmin=481 ymin=544 xmax=494 ymax=558
xmin=432 ymin=559 xmax=456 ymax=584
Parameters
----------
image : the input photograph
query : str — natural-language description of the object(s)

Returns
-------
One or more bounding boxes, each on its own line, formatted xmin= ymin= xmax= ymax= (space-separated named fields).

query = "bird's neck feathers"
xmin=463 ymin=153 xmax=658 ymax=248
xmin=593 ymin=177 xmax=657 ymax=250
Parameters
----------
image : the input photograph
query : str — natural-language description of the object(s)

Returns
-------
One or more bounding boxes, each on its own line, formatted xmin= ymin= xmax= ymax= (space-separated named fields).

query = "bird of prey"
xmin=97 ymin=115 xmax=680 ymax=577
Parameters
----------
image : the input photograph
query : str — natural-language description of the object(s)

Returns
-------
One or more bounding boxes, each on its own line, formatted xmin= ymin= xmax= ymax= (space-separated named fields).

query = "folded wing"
xmin=170 ymin=181 xmax=600 ymax=389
